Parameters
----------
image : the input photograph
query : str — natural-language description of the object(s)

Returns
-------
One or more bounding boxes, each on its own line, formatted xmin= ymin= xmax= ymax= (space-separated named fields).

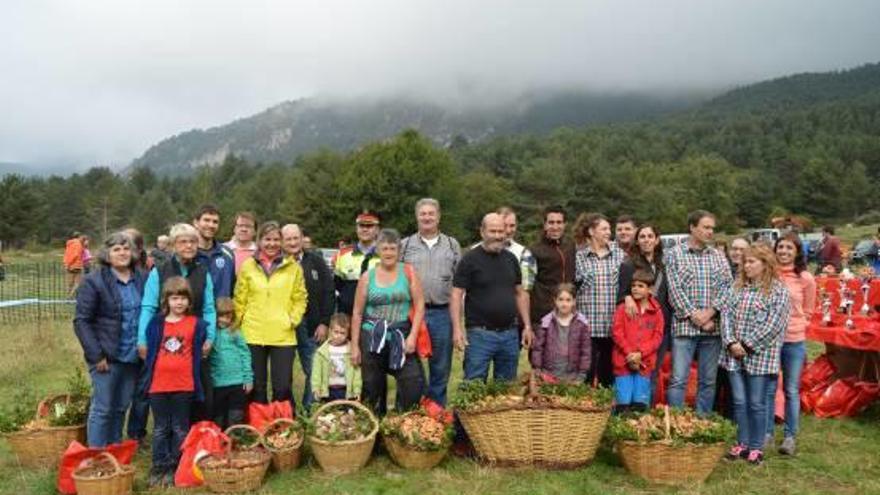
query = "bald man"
xmin=451 ymin=213 xmax=532 ymax=382
xmin=282 ymin=223 xmax=335 ymax=409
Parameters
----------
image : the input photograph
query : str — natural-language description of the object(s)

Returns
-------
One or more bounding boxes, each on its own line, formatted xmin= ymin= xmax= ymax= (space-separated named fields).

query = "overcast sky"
xmin=2 ymin=0 xmax=879 ymax=169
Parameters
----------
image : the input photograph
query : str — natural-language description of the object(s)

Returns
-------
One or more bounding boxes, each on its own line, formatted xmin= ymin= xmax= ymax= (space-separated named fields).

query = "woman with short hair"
xmin=234 ymin=221 xmax=308 ymax=406
xmin=74 ymin=231 xmax=147 ymax=447
xmin=137 ymin=223 xmax=217 ymax=420
xmin=351 ymin=228 xmax=426 ymax=416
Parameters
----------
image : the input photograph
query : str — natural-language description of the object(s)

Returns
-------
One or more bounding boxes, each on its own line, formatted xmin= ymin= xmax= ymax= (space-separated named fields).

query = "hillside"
xmin=130 ymin=91 xmax=701 ymax=175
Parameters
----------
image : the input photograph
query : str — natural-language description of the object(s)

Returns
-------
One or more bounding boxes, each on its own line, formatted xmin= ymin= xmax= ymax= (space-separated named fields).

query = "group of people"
xmin=72 ymin=200 xmax=811 ymax=485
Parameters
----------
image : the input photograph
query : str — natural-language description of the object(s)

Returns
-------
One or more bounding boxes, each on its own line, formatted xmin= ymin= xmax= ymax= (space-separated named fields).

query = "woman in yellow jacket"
xmin=234 ymin=221 xmax=307 ymax=406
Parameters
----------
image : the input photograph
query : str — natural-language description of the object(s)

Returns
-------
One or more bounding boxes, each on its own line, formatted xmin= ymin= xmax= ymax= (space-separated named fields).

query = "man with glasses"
xmin=333 ymin=210 xmax=381 ymax=315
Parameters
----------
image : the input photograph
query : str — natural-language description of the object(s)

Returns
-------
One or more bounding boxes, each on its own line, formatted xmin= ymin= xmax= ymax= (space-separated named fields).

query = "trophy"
xmin=861 ymin=278 xmax=872 ymax=316
xmin=845 ymin=289 xmax=856 ymax=330
xmin=821 ymin=290 xmax=833 ymax=326
xmin=838 ymin=283 xmax=848 ymax=314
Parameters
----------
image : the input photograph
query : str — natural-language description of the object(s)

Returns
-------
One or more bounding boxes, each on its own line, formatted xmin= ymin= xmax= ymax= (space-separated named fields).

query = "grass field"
xmin=1 ymin=321 xmax=879 ymax=495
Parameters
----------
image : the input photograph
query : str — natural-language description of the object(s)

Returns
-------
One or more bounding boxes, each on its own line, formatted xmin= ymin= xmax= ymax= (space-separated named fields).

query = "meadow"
xmin=0 ymin=320 xmax=878 ymax=495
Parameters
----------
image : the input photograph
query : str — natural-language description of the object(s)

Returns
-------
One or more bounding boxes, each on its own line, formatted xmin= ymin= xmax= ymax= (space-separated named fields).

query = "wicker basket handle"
xmin=224 ymin=424 xmax=263 ymax=450
xmin=663 ymin=405 xmax=671 ymax=441
xmin=83 ymin=452 xmax=124 ymax=476
xmin=311 ymin=399 xmax=379 ymax=438
xmin=36 ymin=393 xmax=71 ymax=419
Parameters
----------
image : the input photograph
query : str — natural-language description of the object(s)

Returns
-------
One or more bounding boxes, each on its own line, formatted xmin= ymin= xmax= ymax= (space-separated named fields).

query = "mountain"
xmin=130 ymin=90 xmax=704 ymax=176
xmin=700 ymin=62 xmax=880 ymax=113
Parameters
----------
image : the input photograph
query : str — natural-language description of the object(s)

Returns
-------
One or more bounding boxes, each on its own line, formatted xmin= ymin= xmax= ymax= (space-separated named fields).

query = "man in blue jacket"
xmin=193 ymin=204 xmax=235 ymax=299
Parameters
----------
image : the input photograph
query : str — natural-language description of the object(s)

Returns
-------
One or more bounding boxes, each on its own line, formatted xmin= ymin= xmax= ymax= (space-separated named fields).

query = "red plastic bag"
xmin=845 ymin=380 xmax=880 ymax=416
xmin=403 ymin=263 xmax=432 ymax=358
xmin=247 ymin=401 xmax=293 ymax=432
xmin=57 ymin=440 xmax=137 ymax=494
xmin=801 ymin=382 xmax=829 ymax=413
xmin=175 ymin=421 xmax=228 ymax=488
xmin=801 ymin=354 xmax=836 ymax=391
xmin=813 ymin=379 xmax=862 ymax=418
xmin=420 ymin=397 xmax=454 ymax=425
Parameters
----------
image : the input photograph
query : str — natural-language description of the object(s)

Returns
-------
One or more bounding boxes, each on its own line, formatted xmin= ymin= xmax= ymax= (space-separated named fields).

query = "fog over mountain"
xmin=3 ymin=0 xmax=880 ymax=172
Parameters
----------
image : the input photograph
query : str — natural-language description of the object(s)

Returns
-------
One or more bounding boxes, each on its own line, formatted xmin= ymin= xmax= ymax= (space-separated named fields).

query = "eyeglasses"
xmin=235 ymin=224 xmax=255 ymax=229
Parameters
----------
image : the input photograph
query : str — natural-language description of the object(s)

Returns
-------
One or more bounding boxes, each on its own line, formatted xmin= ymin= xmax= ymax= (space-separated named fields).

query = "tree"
xmin=0 ymin=175 xmax=41 ymax=247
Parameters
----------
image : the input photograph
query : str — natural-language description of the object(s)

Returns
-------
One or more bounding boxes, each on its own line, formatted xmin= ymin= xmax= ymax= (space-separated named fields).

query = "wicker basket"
xmin=618 ymin=441 xmax=726 ymax=485
xmin=72 ymin=452 xmax=135 ymax=495
xmin=458 ymin=403 xmax=610 ymax=468
xmin=197 ymin=447 xmax=271 ymax=493
xmin=383 ymin=436 xmax=448 ymax=469
xmin=5 ymin=394 xmax=87 ymax=467
xmin=308 ymin=400 xmax=378 ymax=474
xmin=260 ymin=418 xmax=304 ymax=471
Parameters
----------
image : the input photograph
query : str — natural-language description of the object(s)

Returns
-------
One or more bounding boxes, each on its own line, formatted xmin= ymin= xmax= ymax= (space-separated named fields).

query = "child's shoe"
xmin=747 ymin=449 xmax=764 ymax=465
xmin=778 ymin=436 xmax=796 ymax=456
xmin=725 ymin=443 xmax=748 ymax=461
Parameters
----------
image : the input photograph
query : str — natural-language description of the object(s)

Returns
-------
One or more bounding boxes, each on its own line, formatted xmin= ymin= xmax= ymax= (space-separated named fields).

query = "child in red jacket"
xmin=612 ymin=269 xmax=664 ymax=414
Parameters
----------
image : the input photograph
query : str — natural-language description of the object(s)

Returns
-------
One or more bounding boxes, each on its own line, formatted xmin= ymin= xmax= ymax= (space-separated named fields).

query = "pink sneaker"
xmin=725 ymin=444 xmax=748 ymax=461
xmin=747 ymin=449 xmax=764 ymax=465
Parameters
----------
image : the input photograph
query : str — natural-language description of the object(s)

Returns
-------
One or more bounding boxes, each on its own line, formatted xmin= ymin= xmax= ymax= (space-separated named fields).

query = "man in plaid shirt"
xmin=575 ymin=214 xmax=626 ymax=386
xmin=665 ymin=210 xmax=733 ymax=414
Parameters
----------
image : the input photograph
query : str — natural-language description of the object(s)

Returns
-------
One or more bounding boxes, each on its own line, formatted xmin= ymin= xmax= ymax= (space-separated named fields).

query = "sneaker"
xmin=162 ymin=470 xmax=175 ymax=488
xmin=725 ymin=444 xmax=748 ymax=461
xmin=147 ymin=470 xmax=164 ymax=488
xmin=764 ymin=433 xmax=774 ymax=450
xmin=779 ymin=436 xmax=796 ymax=456
xmin=747 ymin=449 xmax=764 ymax=465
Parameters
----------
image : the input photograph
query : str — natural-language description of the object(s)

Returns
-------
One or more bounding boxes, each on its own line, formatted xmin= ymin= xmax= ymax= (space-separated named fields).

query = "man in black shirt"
xmin=451 ymin=213 xmax=532 ymax=382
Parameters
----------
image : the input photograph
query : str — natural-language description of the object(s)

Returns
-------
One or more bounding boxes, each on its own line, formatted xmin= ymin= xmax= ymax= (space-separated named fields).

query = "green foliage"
xmin=0 ymin=387 xmax=37 ymax=433
xmin=449 ymin=380 xmax=520 ymax=411
xmin=537 ymin=382 xmax=614 ymax=408
xmin=606 ymin=407 xmax=736 ymax=446
xmin=48 ymin=367 xmax=90 ymax=427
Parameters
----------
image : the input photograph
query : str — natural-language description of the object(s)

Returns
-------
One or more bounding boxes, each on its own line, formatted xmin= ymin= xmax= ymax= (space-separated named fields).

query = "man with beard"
xmin=452 ymin=213 xmax=533 ymax=382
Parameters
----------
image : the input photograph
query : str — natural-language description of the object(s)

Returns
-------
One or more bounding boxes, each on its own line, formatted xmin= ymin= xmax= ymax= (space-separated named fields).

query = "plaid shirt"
xmin=575 ymin=243 xmax=626 ymax=338
xmin=720 ymin=280 xmax=791 ymax=374
xmin=665 ymin=242 xmax=734 ymax=337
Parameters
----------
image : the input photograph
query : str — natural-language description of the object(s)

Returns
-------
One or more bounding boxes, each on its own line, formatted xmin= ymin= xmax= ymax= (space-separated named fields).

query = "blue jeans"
xmin=425 ymin=306 xmax=453 ymax=406
xmin=150 ymin=392 xmax=192 ymax=473
xmin=615 ymin=373 xmax=651 ymax=406
xmin=667 ymin=336 xmax=721 ymax=414
xmin=296 ymin=323 xmax=318 ymax=411
xmin=766 ymin=341 xmax=806 ymax=438
xmin=87 ymin=361 xmax=138 ymax=447
xmin=126 ymin=361 xmax=150 ymax=441
xmin=728 ymin=370 xmax=774 ymax=451
xmin=463 ymin=327 xmax=520 ymax=382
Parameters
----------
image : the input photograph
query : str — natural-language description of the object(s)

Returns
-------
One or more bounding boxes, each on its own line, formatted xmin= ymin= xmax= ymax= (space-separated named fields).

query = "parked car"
xmin=660 ymin=234 xmax=690 ymax=251
xmin=748 ymin=228 xmax=782 ymax=246
xmin=849 ymin=240 xmax=876 ymax=266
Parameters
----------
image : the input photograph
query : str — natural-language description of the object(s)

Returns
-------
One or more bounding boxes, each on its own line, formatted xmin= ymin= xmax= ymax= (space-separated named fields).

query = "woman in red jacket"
xmin=612 ymin=269 xmax=664 ymax=413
